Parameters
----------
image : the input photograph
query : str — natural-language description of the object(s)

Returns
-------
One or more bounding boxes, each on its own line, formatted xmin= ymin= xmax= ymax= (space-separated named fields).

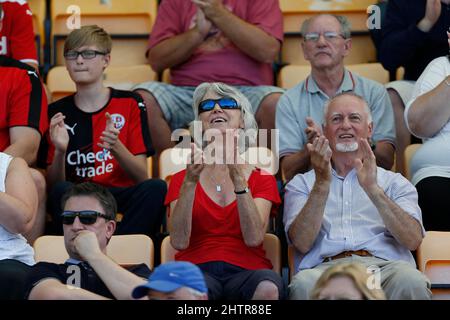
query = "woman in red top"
xmin=165 ymin=82 xmax=284 ymax=300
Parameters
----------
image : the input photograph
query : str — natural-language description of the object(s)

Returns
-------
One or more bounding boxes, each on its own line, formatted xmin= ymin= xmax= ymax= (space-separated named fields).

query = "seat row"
xmin=33 ymin=231 xmax=450 ymax=299
xmin=28 ymin=0 xmax=379 ymax=71
xmin=46 ymin=62 xmax=393 ymax=102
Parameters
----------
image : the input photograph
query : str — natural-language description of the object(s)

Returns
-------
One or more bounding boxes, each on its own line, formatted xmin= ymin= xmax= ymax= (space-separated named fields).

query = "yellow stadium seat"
xmin=347 ymin=63 xmax=389 ymax=84
xmin=278 ymin=64 xmax=311 ymax=89
xmin=161 ymin=234 xmax=281 ymax=274
xmin=404 ymin=143 xmax=421 ymax=181
xmin=34 ymin=234 xmax=154 ymax=269
xmin=161 ymin=69 xmax=171 ymax=84
xmin=46 ymin=66 xmax=76 ymax=102
xmin=103 ymin=64 xmax=157 ymax=88
xmin=50 ymin=0 xmax=158 ymax=66
xmin=28 ymin=0 xmax=46 ymax=65
xmin=147 ymin=156 xmax=152 ymax=179
xmin=278 ymin=63 xmax=389 ymax=89
xmin=288 ymin=245 xmax=306 ymax=281
xmin=279 ymin=0 xmax=375 ymax=33
xmin=158 ymin=146 xmax=190 ymax=185
xmin=47 ymin=64 xmax=157 ymax=102
xmin=416 ymin=231 xmax=450 ymax=299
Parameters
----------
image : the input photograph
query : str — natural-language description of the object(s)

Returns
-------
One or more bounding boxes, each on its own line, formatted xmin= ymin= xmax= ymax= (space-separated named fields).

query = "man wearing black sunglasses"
xmin=25 ymin=183 xmax=151 ymax=300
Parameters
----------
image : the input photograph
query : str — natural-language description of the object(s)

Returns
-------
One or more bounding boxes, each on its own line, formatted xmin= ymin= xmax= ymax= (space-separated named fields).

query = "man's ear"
xmin=106 ymin=220 xmax=116 ymax=239
xmin=301 ymin=41 xmax=311 ymax=61
xmin=103 ymin=53 xmax=111 ymax=69
xmin=368 ymin=121 xmax=373 ymax=138
xmin=342 ymin=38 xmax=352 ymax=57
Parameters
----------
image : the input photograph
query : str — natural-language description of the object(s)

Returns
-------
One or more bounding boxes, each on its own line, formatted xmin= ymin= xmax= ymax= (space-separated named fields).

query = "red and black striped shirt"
xmin=45 ymin=88 xmax=154 ymax=188
xmin=0 ymin=55 xmax=48 ymax=151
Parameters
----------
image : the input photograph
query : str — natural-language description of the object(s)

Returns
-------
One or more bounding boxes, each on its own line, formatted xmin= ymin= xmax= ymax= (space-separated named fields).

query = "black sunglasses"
xmin=61 ymin=210 xmax=113 ymax=225
xmin=198 ymin=97 xmax=240 ymax=114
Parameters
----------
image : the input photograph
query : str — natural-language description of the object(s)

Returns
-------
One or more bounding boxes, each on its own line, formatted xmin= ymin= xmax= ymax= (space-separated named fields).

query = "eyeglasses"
xmin=61 ymin=210 xmax=113 ymax=225
xmin=304 ymin=31 xmax=345 ymax=43
xmin=64 ymin=50 xmax=107 ymax=60
xmin=198 ymin=97 xmax=240 ymax=114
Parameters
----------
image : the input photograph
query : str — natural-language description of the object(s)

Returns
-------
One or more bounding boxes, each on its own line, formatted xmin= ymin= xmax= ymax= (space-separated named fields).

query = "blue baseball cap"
xmin=132 ymin=261 xmax=208 ymax=298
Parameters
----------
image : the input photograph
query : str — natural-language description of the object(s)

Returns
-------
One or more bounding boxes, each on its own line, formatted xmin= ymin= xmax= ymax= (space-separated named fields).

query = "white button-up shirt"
xmin=284 ymin=167 xmax=424 ymax=273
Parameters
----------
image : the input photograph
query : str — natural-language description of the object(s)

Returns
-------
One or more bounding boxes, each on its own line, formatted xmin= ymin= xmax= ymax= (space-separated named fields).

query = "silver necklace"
xmin=209 ymin=171 xmax=228 ymax=193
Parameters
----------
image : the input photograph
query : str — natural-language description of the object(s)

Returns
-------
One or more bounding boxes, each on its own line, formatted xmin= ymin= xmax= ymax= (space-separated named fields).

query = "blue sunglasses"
xmin=198 ymin=97 xmax=240 ymax=114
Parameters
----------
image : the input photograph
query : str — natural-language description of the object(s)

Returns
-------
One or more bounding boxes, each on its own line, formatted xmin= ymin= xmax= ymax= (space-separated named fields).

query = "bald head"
xmin=323 ymin=92 xmax=372 ymax=126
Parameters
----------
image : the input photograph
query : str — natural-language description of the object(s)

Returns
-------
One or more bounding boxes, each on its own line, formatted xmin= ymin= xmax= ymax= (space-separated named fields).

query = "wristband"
xmin=234 ymin=187 xmax=249 ymax=194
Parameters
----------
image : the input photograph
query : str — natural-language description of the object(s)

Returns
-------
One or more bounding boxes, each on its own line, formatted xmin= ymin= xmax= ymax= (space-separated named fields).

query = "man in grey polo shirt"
xmin=276 ymin=14 xmax=395 ymax=181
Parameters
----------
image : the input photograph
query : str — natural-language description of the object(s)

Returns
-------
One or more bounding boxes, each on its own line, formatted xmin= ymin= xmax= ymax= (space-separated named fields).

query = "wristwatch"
xmin=234 ymin=187 xmax=250 ymax=194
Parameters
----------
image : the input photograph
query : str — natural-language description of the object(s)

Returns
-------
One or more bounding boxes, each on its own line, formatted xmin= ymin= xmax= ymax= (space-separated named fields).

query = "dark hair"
xmin=61 ymin=182 xmax=117 ymax=220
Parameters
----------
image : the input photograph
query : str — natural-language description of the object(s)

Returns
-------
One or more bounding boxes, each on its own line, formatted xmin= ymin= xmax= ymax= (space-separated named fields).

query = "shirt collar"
xmin=305 ymin=69 xmax=356 ymax=95
xmin=331 ymin=166 xmax=357 ymax=180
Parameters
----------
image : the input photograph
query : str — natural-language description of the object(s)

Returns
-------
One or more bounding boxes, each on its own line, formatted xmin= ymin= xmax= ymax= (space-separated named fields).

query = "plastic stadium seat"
xmin=28 ymin=0 xmax=46 ymax=65
xmin=416 ymin=231 xmax=450 ymax=299
xmin=160 ymin=234 xmax=281 ymax=274
xmin=102 ymin=64 xmax=157 ymax=89
xmin=50 ymin=0 xmax=158 ymax=66
xmin=278 ymin=63 xmax=389 ymax=89
xmin=161 ymin=69 xmax=171 ymax=84
xmin=347 ymin=63 xmax=389 ymax=84
xmin=47 ymin=64 xmax=157 ymax=102
xmin=404 ymin=143 xmax=421 ymax=181
xmin=158 ymin=146 xmax=190 ymax=185
xmin=46 ymin=66 xmax=76 ymax=101
xmin=34 ymin=234 xmax=154 ymax=269
xmin=278 ymin=64 xmax=311 ymax=89
xmin=279 ymin=0 xmax=375 ymax=33
xmin=147 ymin=156 xmax=152 ymax=179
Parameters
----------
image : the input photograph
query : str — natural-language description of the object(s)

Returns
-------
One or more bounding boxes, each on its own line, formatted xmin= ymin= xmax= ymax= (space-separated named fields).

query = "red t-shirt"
xmin=0 ymin=56 xmax=48 ymax=151
xmin=165 ymin=168 xmax=281 ymax=270
xmin=45 ymin=89 xmax=154 ymax=188
xmin=149 ymin=0 xmax=283 ymax=86
xmin=0 ymin=0 xmax=38 ymax=65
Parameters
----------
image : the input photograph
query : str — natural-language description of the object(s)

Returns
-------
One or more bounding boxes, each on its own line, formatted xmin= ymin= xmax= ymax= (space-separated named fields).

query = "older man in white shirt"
xmin=284 ymin=92 xmax=431 ymax=300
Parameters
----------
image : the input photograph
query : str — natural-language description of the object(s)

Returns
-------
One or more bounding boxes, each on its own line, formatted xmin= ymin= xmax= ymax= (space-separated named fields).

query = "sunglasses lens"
xmin=218 ymin=98 xmax=238 ymax=109
xmin=61 ymin=211 xmax=99 ymax=225
xmin=62 ymin=213 xmax=76 ymax=225
xmin=199 ymin=100 xmax=215 ymax=112
xmin=79 ymin=211 xmax=98 ymax=225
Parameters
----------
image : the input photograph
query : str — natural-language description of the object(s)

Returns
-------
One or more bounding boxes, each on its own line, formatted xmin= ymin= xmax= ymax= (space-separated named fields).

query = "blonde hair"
xmin=311 ymin=263 xmax=386 ymax=300
xmin=64 ymin=25 xmax=112 ymax=54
